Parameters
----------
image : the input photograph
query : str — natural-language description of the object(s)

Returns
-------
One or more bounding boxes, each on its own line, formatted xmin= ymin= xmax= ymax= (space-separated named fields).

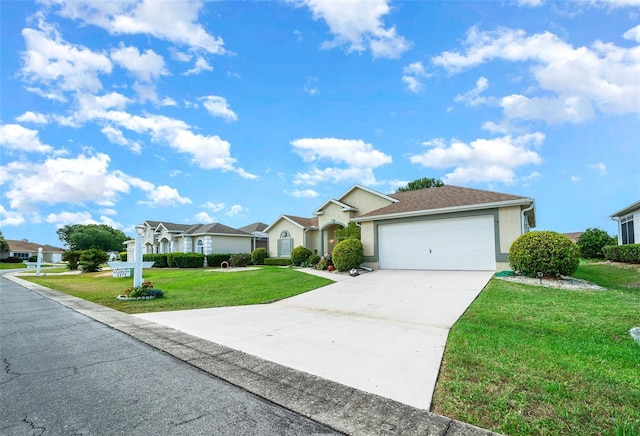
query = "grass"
xmin=432 ymin=263 xmax=640 ymax=436
xmin=20 ymin=266 xmax=334 ymax=314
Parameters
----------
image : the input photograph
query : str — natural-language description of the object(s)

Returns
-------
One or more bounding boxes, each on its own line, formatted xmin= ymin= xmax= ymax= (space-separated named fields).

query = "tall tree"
xmin=0 ymin=230 xmax=9 ymax=253
xmin=396 ymin=177 xmax=444 ymax=193
xmin=57 ymin=224 xmax=130 ymax=252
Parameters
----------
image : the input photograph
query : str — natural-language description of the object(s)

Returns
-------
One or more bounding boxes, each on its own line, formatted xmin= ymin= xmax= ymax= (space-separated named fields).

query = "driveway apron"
xmin=136 ymin=269 xmax=494 ymax=410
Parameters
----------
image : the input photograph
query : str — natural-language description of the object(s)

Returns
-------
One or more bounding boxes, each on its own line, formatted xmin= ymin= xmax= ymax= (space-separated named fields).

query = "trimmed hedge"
xmin=231 ymin=253 xmax=251 ymax=267
xmin=143 ymin=253 xmax=168 ymax=268
xmin=206 ymin=253 xmax=232 ymax=268
xmin=603 ymin=244 xmax=640 ymax=264
xmin=265 ymin=257 xmax=291 ymax=266
xmin=509 ymin=231 xmax=580 ymax=278
xmin=172 ymin=253 xmax=205 ymax=268
xmin=332 ymin=238 xmax=364 ymax=271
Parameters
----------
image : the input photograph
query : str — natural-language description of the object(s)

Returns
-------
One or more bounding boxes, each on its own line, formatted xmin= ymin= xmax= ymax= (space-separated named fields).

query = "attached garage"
xmin=378 ymin=216 xmax=496 ymax=271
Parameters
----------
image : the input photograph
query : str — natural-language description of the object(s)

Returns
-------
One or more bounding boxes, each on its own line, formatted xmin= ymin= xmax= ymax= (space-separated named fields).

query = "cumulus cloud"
xmin=45 ymin=0 xmax=227 ymax=54
xmin=200 ymin=96 xmax=238 ymax=122
xmin=291 ymin=137 xmax=392 ymax=185
xmin=409 ymin=133 xmax=544 ymax=185
xmin=432 ymin=26 xmax=640 ymax=123
xmin=110 ymin=44 xmax=168 ymax=82
xmin=297 ymin=0 xmax=411 ymax=58
xmin=0 ymin=124 xmax=54 ymax=153
xmin=21 ymin=25 xmax=112 ymax=96
xmin=402 ymin=61 xmax=430 ymax=93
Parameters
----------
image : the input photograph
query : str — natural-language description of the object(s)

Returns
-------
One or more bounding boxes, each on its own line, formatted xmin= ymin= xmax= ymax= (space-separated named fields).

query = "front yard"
xmin=432 ymin=263 xmax=640 ymax=435
xmin=20 ymin=266 xmax=333 ymax=314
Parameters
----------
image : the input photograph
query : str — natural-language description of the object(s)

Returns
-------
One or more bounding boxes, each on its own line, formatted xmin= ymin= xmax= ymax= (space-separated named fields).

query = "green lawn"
xmin=20 ymin=266 xmax=334 ymax=314
xmin=432 ymin=263 xmax=640 ymax=436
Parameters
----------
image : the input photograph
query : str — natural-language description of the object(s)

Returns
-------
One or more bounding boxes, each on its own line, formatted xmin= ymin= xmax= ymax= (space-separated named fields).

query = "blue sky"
xmin=1 ymin=0 xmax=639 ymax=247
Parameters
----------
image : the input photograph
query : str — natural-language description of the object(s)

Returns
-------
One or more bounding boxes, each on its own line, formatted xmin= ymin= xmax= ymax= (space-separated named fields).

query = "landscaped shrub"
xmin=79 ymin=248 xmax=109 ymax=272
xmin=143 ymin=253 xmax=168 ymax=268
xmin=577 ymin=228 xmax=618 ymax=259
xmin=230 ymin=253 xmax=251 ymax=267
xmin=119 ymin=251 xmax=127 ymax=262
xmin=332 ymin=238 xmax=364 ymax=271
xmin=264 ymin=257 xmax=291 ymax=266
xmin=206 ymin=253 xmax=232 ymax=268
xmin=172 ymin=253 xmax=205 ymax=268
xmin=603 ymin=244 xmax=640 ymax=264
xmin=62 ymin=249 xmax=82 ymax=270
xmin=251 ymin=247 xmax=269 ymax=265
xmin=291 ymin=246 xmax=312 ymax=266
xmin=509 ymin=231 xmax=580 ymax=278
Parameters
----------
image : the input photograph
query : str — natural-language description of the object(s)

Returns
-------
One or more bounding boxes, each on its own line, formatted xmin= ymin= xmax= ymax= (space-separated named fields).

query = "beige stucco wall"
xmin=498 ymin=206 xmax=523 ymax=253
xmin=340 ymin=188 xmax=395 ymax=216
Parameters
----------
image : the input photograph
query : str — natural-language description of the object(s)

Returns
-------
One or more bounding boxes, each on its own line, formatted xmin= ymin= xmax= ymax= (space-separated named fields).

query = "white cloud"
xmin=110 ymin=44 xmax=168 ymax=82
xmin=432 ymin=26 xmax=640 ymax=123
xmin=290 ymin=189 xmax=319 ymax=198
xmin=47 ymin=0 xmax=227 ymax=54
xmin=139 ymin=185 xmax=192 ymax=207
xmin=21 ymin=26 xmax=112 ymax=95
xmin=409 ymin=133 xmax=544 ymax=185
xmin=200 ymin=96 xmax=238 ymax=122
xmin=1 ymin=152 xmax=130 ymax=212
xmin=16 ymin=111 xmax=49 ymax=124
xmin=589 ymin=162 xmax=607 ymax=175
xmin=298 ymin=0 xmax=411 ymax=58
xmin=291 ymin=137 xmax=392 ymax=185
xmin=184 ymin=56 xmax=213 ymax=75
xmin=454 ymin=76 xmax=491 ymax=107
xmin=203 ymin=202 xmax=226 ymax=212
xmin=0 ymin=124 xmax=54 ymax=153
xmin=225 ymin=204 xmax=246 ymax=217
xmin=0 ymin=205 xmax=26 ymax=227
xmin=402 ymin=61 xmax=430 ymax=93
xmin=195 ymin=211 xmax=215 ymax=223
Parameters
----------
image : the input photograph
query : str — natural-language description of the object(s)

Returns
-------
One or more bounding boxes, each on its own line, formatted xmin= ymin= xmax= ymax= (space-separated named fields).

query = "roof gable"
xmin=356 ymin=185 xmax=534 ymax=220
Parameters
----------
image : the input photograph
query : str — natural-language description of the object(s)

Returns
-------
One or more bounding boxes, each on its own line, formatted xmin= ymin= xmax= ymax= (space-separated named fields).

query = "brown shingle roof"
xmin=283 ymin=215 xmax=319 ymax=228
xmin=359 ymin=185 xmax=532 ymax=219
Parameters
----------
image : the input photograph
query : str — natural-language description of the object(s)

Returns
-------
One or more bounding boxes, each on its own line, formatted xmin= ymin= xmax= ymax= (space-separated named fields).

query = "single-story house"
xmin=125 ymin=221 xmax=254 ymax=260
xmin=611 ymin=200 xmax=639 ymax=245
xmin=238 ymin=222 xmax=269 ymax=251
xmin=2 ymin=239 xmax=65 ymax=263
xmin=265 ymin=184 xmax=536 ymax=271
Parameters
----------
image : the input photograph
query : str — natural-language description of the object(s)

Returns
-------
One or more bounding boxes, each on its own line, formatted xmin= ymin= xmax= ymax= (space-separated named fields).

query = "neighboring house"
xmin=563 ymin=232 xmax=583 ymax=243
xmin=238 ymin=222 xmax=269 ymax=251
xmin=265 ymin=184 xmax=536 ymax=271
xmin=2 ymin=239 xmax=65 ymax=263
xmin=611 ymin=200 xmax=639 ymax=245
xmin=125 ymin=221 xmax=253 ymax=260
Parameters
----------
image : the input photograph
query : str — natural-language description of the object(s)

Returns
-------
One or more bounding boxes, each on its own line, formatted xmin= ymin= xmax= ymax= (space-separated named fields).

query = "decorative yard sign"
xmin=107 ymin=261 xmax=154 ymax=278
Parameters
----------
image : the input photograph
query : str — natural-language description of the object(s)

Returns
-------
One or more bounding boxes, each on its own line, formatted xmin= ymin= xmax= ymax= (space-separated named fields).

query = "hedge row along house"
xmin=265 ymin=184 xmax=537 ymax=271
xmin=125 ymin=221 xmax=268 ymax=261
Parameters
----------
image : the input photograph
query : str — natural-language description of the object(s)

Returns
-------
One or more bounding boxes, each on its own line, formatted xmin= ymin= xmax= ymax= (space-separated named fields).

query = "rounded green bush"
xmin=251 ymin=247 xmax=269 ymax=265
xmin=291 ymin=246 xmax=312 ymax=266
xmin=332 ymin=238 xmax=364 ymax=271
xmin=509 ymin=231 xmax=580 ymax=278
xmin=576 ymin=227 xmax=617 ymax=259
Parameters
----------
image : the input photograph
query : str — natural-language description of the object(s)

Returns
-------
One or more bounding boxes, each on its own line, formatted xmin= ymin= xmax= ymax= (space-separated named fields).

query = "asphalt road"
xmin=0 ymin=274 xmax=340 ymax=436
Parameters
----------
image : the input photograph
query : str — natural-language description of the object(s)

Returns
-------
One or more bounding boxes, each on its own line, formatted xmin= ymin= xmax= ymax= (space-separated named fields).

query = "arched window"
xmin=196 ymin=239 xmax=204 ymax=254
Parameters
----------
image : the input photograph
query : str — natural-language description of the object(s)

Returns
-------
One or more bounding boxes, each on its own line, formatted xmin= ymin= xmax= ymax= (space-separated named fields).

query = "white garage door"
xmin=378 ymin=216 xmax=496 ymax=270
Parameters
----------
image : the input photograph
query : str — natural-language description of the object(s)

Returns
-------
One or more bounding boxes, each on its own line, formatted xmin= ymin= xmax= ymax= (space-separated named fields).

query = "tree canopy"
xmin=396 ymin=177 xmax=444 ymax=193
xmin=57 ymin=224 xmax=130 ymax=252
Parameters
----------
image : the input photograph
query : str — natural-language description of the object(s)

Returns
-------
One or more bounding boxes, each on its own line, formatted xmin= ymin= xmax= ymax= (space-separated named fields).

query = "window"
xmin=197 ymin=239 xmax=204 ymax=254
xmin=278 ymin=230 xmax=293 ymax=257
xmin=621 ymin=215 xmax=635 ymax=245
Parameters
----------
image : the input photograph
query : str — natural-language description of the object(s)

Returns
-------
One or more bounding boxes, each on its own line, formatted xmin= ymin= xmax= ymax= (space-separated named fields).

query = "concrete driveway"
xmin=136 ymin=269 xmax=493 ymax=410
